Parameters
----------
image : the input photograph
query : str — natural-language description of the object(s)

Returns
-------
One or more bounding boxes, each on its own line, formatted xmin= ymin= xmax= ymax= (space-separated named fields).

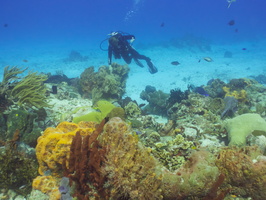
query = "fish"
xmin=22 ymin=59 xmax=28 ymax=62
xmin=3 ymin=23 xmax=8 ymax=27
xmin=160 ymin=22 xmax=165 ymax=27
xmin=194 ymin=87 xmax=209 ymax=96
xmin=203 ymin=57 xmax=213 ymax=62
xmin=171 ymin=61 xmax=180 ymax=65
xmin=228 ymin=20 xmax=235 ymax=26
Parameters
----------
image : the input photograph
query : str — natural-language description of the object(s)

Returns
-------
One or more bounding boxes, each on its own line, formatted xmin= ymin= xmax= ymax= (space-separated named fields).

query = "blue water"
xmin=0 ymin=0 xmax=266 ymax=76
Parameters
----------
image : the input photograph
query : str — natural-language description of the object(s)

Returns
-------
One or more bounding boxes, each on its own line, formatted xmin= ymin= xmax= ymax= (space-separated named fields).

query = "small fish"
xmin=203 ymin=57 xmax=213 ymax=62
xmin=160 ymin=22 xmax=165 ymax=27
xmin=242 ymin=48 xmax=247 ymax=50
xmin=171 ymin=61 xmax=180 ymax=65
xmin=22 ymin=59 xmax=28 ymax=62
xmin=3 ymin=23 xmax=8 ymax=27
xmin=19 ymin=185 xmax=27 ymax=189
xmin=194 ymin=87 xmax=209 ymax=96
xmin=228 ymin=20 xmax=235 ymax=26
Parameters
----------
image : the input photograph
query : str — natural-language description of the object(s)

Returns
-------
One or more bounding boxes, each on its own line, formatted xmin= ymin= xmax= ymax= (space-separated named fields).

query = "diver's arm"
xmin=123 ymin=35 xmax=135 ymax=41
xmin=108 ymin=46 xmax=113 ymax=65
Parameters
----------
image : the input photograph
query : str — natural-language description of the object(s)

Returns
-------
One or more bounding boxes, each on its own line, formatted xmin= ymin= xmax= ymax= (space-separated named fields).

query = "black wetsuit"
xmin=108 ymin=33 xmax=158 ymax=74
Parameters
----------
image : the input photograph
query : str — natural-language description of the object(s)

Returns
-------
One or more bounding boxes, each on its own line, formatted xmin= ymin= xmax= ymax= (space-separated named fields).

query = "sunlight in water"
xmin=124 ymin=0 xmax=143 ymax=22
xmin=227 ymin=0 xmax=236 ymax=8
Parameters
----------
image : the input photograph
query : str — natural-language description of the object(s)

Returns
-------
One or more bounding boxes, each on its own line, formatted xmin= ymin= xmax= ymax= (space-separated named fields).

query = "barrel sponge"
xmin=36 ymin=121 xmax=96 ymax=175
xmin=225 ymin=113 xmax=266 ymax=146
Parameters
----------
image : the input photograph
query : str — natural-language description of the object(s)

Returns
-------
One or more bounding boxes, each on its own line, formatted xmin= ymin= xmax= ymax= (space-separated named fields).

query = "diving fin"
xmin=134 ymin=58 xmax=145 ymax=68
xmin=147 ymin=60 xmax=158 ymax=74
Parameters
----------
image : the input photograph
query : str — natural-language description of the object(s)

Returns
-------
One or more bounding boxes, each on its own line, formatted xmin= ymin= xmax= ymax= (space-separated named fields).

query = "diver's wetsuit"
xmin=108 ymin=33 xmax=158 ymax=74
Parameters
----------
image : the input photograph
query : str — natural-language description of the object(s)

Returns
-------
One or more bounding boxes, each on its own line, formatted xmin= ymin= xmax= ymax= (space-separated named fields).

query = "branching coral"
xmin=0 ymin=66 xmax=26 ymax=95
xmin=11 ymin=72 xmax=49 ymax=108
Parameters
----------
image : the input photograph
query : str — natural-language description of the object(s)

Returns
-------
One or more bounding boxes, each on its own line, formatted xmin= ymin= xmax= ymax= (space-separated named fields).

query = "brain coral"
xmin=36 ymin=121 xmax=97 ymax=176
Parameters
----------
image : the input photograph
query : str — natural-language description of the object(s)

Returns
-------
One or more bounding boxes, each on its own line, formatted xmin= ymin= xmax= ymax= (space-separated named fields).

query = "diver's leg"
xmin=131 ymin=49 xmax=158 ymax=74
xmin=121 ymin=53 xmax=132 ymax=64
xmin=133 ymin=58 xmax=145 ymax=68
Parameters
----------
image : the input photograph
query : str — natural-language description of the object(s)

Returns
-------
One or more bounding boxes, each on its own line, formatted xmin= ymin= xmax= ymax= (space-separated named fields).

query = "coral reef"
xmin=32 ymin=176 xmax=60 ymax=200
xmin=35 ymin=121 xmax=97 ymax=176
xmin=220 ymin=96 xmax=238 ymax=119
xmin=99 ymin=117 xmax=163 ymax=200
xmin=79 ymin=63 xmax=129 ymax=103
xmin=0 ymin=130 xmax=38 ymax=197
xmin=216 ymin=146 xmax=266 ymax=199
xmin=11 ymin=71 xmax=49 ymax=109
xmin=204 ymin=79 xmax=226 ymax=98
xmin=161 ymin=150 xmax=221 ymax=199
xmin=63 ymin=118 xmax=108 ymax=199
xmin=31 ymin=115 xmax=266 ymax=200
xmin=34 ymin=121 xmax=97 ymax=199
xmin=5 ymin=109 xmax=42 ymax=147
xmin=223 ymin=86 xmax=248 ymax=102
xmin=0 ymin=66 xmax=27 ymax=94
xmin=167 ymin=87 xmax=190 ymax=106
xmin=124 ymin=101 xmax=142 ymax=119
xmin=72 ymin=100 xmax=115 ymax=123
xmin=140 ymin=86 xmax=169 ymax=115
xmin=225 ymin=113 xmax=266 ymax=146
xmin=147 ymin=134 xmax=194 ymax=171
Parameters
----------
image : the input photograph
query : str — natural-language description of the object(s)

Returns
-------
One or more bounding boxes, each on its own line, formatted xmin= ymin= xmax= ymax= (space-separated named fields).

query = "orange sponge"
xmin=36 ymin=121 xmax=96 ymax=176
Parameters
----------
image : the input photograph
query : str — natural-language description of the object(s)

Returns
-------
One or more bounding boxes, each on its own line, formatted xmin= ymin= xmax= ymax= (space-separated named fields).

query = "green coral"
xmin=225 ymin=113 xmax=266 ymax=146
xmin=107 ymin=107 xmax=126 ymax=120
xmin=79 ymin=63 xmax=129 ymax=103
xmin=72 ymin=100 xmax=116 ymax=123
xmin=11 ymin=72 xmax=49 ymax=109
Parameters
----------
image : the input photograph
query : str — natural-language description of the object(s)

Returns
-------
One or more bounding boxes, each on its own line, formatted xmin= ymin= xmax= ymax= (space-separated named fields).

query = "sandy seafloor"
xmin=1 ymin=38 xmax=266 ymax=104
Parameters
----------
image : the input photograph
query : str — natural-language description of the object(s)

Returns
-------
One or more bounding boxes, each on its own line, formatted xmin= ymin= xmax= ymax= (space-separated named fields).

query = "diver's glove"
xmin=147 ymin=60 xmax=158 ymax=74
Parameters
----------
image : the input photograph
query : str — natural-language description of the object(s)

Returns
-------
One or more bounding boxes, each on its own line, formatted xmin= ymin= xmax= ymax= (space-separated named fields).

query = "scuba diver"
xmin=107 ymin=31 xmax=158 ymax=74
